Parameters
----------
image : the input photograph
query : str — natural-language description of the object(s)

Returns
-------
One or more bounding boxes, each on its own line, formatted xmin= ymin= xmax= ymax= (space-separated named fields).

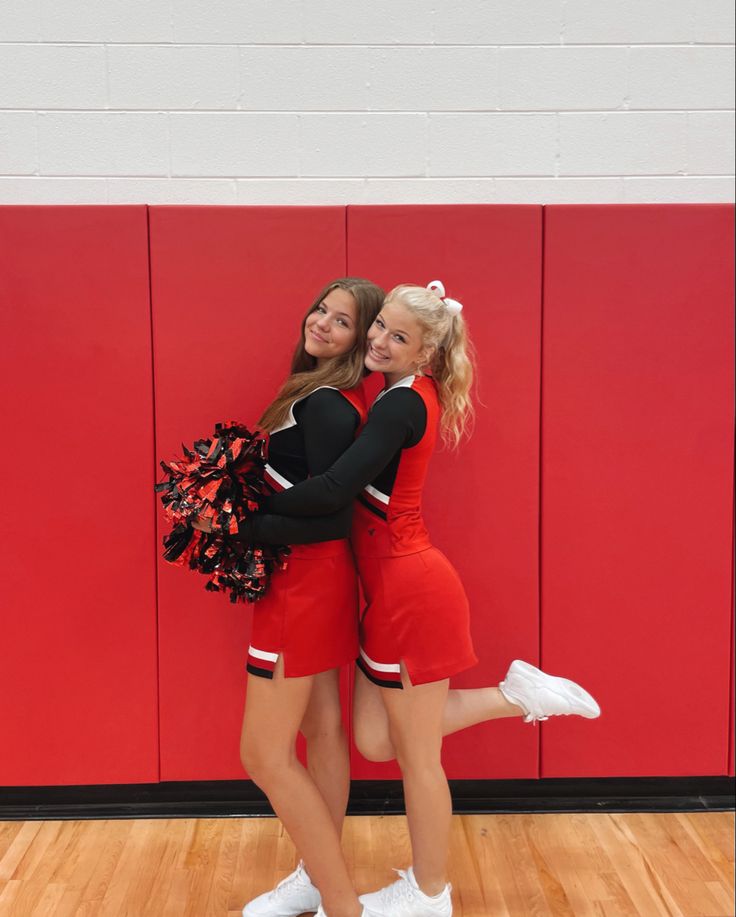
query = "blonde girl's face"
xmin=365 ymin=298 xmax=431 ymax=381
xmin=304 ymin=287 xmax=359 ymax=360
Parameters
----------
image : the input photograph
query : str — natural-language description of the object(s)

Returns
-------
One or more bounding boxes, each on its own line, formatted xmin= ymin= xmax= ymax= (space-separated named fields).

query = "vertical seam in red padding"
xmin=344 ymin=205 xmax=354 ymax=759
xmin=343 ymin=205 xmax=349 ymax=279
xmin=146 ymin=205 xmax=162 ymax=783
xmin=538 ymin=205 xmax=546 ymax=780
xmin=729 ymin=418 xmax=735 ymax=775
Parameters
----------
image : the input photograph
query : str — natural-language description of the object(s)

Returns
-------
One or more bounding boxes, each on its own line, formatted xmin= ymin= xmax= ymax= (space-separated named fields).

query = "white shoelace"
xmin=269 ymin=865 xmax=309 ymax=900
xmin=379 ymin=870 xmax=419 ymax=907
xmin=524 ymin=712 xmax=548 ymax=724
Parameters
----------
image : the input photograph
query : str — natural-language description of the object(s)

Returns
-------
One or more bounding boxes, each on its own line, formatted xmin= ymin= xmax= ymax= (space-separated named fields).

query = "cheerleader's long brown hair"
xmin=259 ymin=278 xmax=385 ymax=433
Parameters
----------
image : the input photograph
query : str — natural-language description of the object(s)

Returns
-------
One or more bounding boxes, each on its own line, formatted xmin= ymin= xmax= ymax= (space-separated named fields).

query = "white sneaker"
xmin=359 ymin=867 xmax=452 ymax=916
xmin=316 ymin=909 xmax=377 ymax=917
xmin=499 ymin=659 xmax=601 ymax=724
xmin=242 ymin=860 xmax=321 ymax=916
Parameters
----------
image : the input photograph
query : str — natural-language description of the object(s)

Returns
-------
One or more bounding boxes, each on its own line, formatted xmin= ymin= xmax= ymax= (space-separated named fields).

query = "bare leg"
xmin=379 ymin=666 xmax=451 ymax=897
xmin=299 ymin=667 xmax=350 ymax=835
xmin=241 ymin=657 xmax=361 ymax=917
xmin=354 ymin=666 xmax=522 ymax=763
xmin=442 ymin=684 xmax=523 ymax=730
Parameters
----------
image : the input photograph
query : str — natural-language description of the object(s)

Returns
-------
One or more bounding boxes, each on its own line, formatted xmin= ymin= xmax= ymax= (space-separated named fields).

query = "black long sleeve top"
xmin=239 ymin=386 xmax=427 ymax=544
xmin=235 ymin=386 xmax=362 ymax=545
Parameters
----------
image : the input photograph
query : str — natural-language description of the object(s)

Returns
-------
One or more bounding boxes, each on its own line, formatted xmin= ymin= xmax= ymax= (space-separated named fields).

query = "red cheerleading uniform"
xmin=260 ymin=374 xmax=478 ymax=689
xmin=235 ymin=385 xmax=366 ymax=680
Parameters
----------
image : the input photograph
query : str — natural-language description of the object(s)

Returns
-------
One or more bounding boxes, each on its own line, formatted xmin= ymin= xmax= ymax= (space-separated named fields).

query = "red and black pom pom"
xmin=155 ymin=421 xmax=289 ymax=603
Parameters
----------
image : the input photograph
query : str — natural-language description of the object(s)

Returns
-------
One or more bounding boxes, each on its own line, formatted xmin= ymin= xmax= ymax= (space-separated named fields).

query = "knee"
xmin=240 ymin=737 xmax=267 ymax=787
xmin=240 ymin=733 xmax=290 ymax=789
xmin=354 ymin=720 xmax=395 ymax=763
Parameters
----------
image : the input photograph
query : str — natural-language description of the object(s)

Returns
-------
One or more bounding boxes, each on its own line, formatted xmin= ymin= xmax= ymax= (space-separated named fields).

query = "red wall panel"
xmin=0 ymin=206 xmax=158 ymax=785
xmin=2 ymin=203 xmax=731 ymax=788
xmin=346 ymin=205 xmax=543 ymax=780
xmin=730 ymin=491 xmax=734 ymax=777
xmin=541 ymin=205 xmax=734 ymax=777
xmin=150 ymin=206 xmax=348 ymax=781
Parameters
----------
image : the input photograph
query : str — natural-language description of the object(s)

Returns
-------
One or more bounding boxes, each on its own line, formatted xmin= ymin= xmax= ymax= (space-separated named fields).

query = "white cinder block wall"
xmin=0 ymin=0 xmax=734 ymax=204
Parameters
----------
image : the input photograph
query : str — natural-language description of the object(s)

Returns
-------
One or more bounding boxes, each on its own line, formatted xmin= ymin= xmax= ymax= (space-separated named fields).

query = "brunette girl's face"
xmin=365 ymin=298 xmax=431 ymax=383
xmin=304 ymin=287 xmax=359 ymax=360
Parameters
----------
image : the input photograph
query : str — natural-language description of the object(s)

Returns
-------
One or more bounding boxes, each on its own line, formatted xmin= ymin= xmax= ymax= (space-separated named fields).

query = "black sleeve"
xmin=236 ymin=507 xmax=353 ymax=544
xmin=232 ymin=388 xmax=360 ymax=545
xmin=260 ymin=387 xmax=428 ymax=518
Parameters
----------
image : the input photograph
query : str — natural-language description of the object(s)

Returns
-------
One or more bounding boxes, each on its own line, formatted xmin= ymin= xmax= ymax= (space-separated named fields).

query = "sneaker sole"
xmin=242 ymin=900 xmax=320 ymax=917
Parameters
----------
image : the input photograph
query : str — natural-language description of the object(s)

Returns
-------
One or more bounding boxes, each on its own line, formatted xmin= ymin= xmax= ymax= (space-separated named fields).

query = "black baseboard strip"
xmin=0 ymin=776 xmax=733 ymax=822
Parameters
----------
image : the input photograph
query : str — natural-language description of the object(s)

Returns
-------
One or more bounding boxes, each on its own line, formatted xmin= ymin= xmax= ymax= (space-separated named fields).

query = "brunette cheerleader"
xmin=195 ymin=277 xmax=385 ymax=917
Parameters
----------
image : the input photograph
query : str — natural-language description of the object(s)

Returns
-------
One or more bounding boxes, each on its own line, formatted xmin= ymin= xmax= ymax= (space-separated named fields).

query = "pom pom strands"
xmin=157 ymin=421 xmax=263 ymax=535
xmin=155 ymin=421 xmax=290 ymax=603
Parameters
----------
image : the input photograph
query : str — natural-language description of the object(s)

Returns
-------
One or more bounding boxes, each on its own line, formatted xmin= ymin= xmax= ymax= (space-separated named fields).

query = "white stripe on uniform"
xmin=264 ymin=463 xmax=293 ymax=491
xmin=364 ymin=483 xmax=390 ymax=505
xmin=248 ymin=646 xmax=279 ymax=662
xmin=360 ymin=648 xmax=401 ymax=673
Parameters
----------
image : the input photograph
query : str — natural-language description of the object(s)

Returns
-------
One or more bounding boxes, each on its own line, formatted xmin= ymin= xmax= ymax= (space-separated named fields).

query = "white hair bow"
xmin=426 ymin=279 xmax=463 ymax=315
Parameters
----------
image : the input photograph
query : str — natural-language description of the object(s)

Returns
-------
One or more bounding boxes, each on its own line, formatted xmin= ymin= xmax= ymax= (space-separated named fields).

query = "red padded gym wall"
xmin=730 ymin=500 xmax=735 ymax=777
xmin=346 ymin=205 xmax=543 ymax=780
xmin=150 ymin=207 xmax=347 ymax=781
xmin=0 ymin=206 xmax=158 ymax=786
xmin=541 ymin=205 xmax=734 ymax=777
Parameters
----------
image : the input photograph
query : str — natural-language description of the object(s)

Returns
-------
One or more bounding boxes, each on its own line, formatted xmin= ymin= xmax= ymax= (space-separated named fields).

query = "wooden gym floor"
xmin=0 ymin=811 xmax=733 ymax=916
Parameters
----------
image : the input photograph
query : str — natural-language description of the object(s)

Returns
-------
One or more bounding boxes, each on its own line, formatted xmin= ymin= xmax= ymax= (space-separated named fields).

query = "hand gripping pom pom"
xmin=155 ymin=421 xmax=290 ymax=603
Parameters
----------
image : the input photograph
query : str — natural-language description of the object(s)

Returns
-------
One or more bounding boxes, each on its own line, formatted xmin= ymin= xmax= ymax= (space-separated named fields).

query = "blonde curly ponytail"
xmin=385 ymin=283 xmax=475 ymax=449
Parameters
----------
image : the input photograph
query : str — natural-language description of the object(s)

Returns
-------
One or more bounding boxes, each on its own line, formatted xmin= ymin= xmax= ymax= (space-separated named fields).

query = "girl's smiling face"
xmin=365 ymin=298 xmax=433 ymax=385
xmin=303 ymin=287 xmax=359 ymax=361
